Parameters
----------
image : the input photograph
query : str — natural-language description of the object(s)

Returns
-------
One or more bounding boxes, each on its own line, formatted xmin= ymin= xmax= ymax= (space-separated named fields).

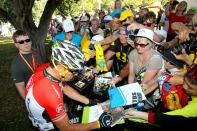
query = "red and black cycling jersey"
xmin=25 ymin=67 xmax=67 ymax=130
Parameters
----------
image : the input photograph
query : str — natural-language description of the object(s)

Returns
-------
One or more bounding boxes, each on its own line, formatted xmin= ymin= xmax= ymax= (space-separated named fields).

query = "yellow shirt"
xmin=190 ymin=53 xmax=197 ymax=64
xmin=165 ymin=96 xmax=197 ymax=117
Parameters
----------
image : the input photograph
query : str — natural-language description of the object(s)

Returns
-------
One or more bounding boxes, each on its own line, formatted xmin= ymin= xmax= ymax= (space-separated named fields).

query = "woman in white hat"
xmin=127 ymin=28 xmax=164 ymax=110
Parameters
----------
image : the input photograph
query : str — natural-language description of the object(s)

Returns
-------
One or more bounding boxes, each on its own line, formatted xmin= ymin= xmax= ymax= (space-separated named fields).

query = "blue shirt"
xmin=111 ymin=9 xmax=122 ymax=17
xmin=53 ymin=32 xmax=82 ymax=47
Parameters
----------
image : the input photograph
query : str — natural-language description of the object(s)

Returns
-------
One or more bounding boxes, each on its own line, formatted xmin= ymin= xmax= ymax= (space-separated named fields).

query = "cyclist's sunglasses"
xmin=16 ymin=39 xmax=31 ymax=44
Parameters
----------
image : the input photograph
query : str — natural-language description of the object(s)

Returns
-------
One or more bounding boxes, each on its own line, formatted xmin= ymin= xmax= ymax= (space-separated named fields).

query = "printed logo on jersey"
xmin=158 ymin=74 xmax=168 ymax=90
xmin=56 ymin=103 xmax=64 ymax=114
xmin=26 ymin=75 xmax=34 ymax=93
xmin=115 ymin=52 xmax=127 ymax=63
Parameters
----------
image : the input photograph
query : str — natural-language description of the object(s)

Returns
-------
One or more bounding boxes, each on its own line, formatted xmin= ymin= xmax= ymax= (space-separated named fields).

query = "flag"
xmin=81 ymin=32 xmax=91 ymax=61
xmin=95 ymin=43 xmax=108 ymax=72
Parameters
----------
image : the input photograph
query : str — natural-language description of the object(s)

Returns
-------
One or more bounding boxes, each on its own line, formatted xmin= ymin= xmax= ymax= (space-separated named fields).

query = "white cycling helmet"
xmin=52 ymin=40 xmax=85 ymax=71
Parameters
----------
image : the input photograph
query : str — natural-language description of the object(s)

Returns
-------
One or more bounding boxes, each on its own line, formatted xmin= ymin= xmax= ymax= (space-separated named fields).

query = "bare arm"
xmin=164 ymin=38 xmax=179 ymax=49
xmin=143 ymin=82 xmax=159 ymax=95
xmin=104 ymin=50 xmax=115 ymax=70
xmin=106 ymin=59 xmax=114 ymax=71
xmin=100 ymin=34 xmax=119 ymax=46
xmin=105 ymin=50 xmax=115 ymax=62
xmin=153 ymin=33 xmax=165 ymax=43
xmin=141 ymin=70 xmax=159 ymax=84
xmin=172 ymin=49 xmax=194 ymax=66
xmin=15 ymin=82 xmax=26 ymax=100
xmin=128 ymin=61 xmax=135 ymax=83
xmin=102 ymin=45 xmax=110 ymax=52
xmin=62 ymin=85 xmax=89 ymax=105
xmin=124 ymin=109 xmax=148 ymax=120
xmin=112 ymin=63 xmax=129 ymax=84
xmin=127 ymin=22 xmax=144 ymax=31
xmin=119 ymin=63 xmax=129 ymax=81
xmin=168 ymin=75 xmax=184 ymax=85
xmin=141 ymin=72 xmax=161 ymax=95
xmin=55 ymin=116 xmax=99 ymax=131
xmin=165 ymin=3 xmax=171 ymax=17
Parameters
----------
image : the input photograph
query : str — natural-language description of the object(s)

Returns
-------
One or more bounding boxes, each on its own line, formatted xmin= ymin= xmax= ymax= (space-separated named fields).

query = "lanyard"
xmin=19 ymin=52 xmax=36 ymax=73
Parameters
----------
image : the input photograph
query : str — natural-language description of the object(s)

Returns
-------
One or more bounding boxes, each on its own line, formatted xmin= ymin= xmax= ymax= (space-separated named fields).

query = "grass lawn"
xmin=0 ymin=36 xmax=51 ymax=131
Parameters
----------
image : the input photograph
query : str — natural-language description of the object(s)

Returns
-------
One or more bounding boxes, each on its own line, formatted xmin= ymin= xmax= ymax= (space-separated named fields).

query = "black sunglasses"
xmin=143 ymin=23 xmax=152 ymax=27
xmin=65 ymin=31 xmax=73 ymax=34
xmin=16 ymin=39 xmax=31 ymax=44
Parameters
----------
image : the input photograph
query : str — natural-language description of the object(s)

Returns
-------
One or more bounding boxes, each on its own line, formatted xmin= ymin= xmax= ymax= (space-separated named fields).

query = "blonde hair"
xmin=192 ymin=14 xmax=197 ymax=26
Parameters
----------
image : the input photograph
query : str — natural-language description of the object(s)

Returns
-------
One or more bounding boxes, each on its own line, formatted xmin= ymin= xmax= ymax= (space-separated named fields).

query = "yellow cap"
xmin=119 ymin=10 xmax=134 ymax=21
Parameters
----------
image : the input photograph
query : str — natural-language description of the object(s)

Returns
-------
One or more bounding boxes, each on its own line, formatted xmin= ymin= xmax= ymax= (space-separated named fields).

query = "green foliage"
xmin=0 ymin=0 xmax=11 ymax=12
xmin=123 ymin=0 xmax=168 ymax=8
xmin=101 ymin=0 xmax=113 ymax=10
xmin=0 ymin=0 xmax=12 ymax=23
xmin=32 ymin=0 xmax=48 ymax=20
xmin=0 ymin=0 xmax=169 ymax=23
xmin=56 ymin=0 xmax=80 ymax=17
xmin=58 ymin=0 xmax=169 ymax=17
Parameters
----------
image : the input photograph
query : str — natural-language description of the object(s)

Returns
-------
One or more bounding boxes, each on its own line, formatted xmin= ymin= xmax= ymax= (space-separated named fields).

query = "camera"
xmin=172 ymin=33 xmax=197 ymax=55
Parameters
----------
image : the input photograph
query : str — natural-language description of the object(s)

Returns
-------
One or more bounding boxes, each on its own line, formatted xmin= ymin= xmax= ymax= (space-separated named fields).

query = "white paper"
xmin=88 ymin=105 xmax=104 ymax=123
xmin=99 ymin=72 xmax=112 ymax=78
xmin=119 ymin=83 xmax=146 ymax=105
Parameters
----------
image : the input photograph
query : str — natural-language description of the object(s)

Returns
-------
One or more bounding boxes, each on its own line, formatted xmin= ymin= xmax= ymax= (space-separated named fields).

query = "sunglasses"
xmin=16 ymin=39 xmax=31 ymax=44
xmin=81 ymin=21 xmax=88 ymax=23
xmin=134 ymin=43 xmax=149 ymax=48
xmin=104 ymin=21 xmax=110 ymax=23
xmin=65 ymin=31 xmax=73 ymax=34
xmin=143 ymin=23 xmax=152 ymax=27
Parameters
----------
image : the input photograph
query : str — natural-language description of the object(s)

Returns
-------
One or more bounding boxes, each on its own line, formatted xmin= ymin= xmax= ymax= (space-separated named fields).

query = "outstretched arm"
xmin=55 ymin=117 xmax=99 ymax=131
xmin=62 ymin=85 xmax=89 ymax=105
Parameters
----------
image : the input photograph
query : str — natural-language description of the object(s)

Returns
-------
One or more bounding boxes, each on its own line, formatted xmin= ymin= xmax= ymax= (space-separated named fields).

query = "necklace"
xmin=19 ymin=52 xmax=36 ymax=73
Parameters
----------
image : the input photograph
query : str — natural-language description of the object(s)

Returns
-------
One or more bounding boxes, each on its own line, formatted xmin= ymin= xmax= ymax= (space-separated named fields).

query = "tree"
xmin=0 ymin=0 xmax=64 ymax=62
xmin=57 ymin=0 xmax=79 ymax=18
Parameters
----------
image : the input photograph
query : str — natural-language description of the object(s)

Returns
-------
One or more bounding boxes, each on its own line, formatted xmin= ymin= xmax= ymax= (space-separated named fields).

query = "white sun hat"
xmin=129 ymin=28 xmax=160 ymax=45
xmin=63 ymin=19 xmax=74 ymax=32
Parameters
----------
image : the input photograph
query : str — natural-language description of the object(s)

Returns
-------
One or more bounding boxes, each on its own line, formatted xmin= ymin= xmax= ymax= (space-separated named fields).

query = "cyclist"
xmin=25 ymin=42 xmax=112 ymax=130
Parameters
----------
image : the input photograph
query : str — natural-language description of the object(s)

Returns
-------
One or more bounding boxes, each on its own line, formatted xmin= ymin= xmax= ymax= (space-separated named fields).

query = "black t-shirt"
xmin=11 ymin=52 xmax=42 ymax=86
xmin=110 ymin=39 xmax=133 ymax=74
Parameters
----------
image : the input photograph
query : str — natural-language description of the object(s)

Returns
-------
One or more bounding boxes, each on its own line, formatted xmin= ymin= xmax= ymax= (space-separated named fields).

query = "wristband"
xmin=97 ymin=120 xmax=100 ymax=129
xmin=189 ymin=63 xmax=195 ymax=69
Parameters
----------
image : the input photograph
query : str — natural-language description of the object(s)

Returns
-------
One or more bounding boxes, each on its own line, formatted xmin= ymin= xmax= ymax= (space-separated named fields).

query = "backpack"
xmin=160 ymin=71 xmax=189 ymax=110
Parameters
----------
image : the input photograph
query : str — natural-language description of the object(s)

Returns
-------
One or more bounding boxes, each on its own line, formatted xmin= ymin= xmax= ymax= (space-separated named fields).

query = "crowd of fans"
xmin=11 ymin=0 xmax=197 ymax=130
